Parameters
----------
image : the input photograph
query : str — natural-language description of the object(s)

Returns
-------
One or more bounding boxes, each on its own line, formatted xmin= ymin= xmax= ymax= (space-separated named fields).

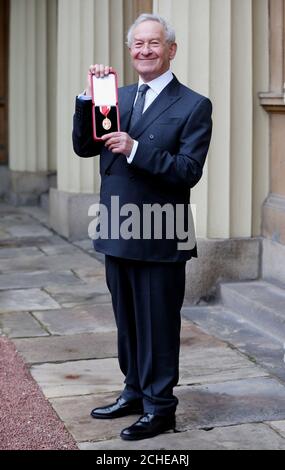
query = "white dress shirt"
xmin=127 ymin=69 xmax=173 ymax=163
xmin=78 ymin=69 xmax=174 ymax=162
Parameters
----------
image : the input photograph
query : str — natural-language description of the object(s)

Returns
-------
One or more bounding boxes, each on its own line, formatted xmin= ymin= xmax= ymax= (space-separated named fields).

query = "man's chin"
xmin=136 ymin=65 xmax=157 ymax=76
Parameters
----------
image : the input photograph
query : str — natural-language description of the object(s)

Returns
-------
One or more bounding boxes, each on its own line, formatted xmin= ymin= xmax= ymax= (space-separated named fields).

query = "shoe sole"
xmin=91 ymin=409 xmax=144 ymax=420
xmin=120 ymin=424 xmax=176 ymax=441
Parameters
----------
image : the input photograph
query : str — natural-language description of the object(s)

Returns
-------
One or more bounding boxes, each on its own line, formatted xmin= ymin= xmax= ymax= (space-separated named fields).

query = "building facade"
xmin=0 ymin=0 xmax=284 ymax=302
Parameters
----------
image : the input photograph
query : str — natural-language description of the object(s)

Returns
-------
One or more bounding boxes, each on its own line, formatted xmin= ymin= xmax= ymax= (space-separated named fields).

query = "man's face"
xmin=129 ymin=21 xmax=177 ymax=82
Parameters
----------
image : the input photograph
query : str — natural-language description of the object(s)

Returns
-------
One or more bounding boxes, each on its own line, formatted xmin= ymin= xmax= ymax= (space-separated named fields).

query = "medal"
xmin=100 ymin=106 xmax=112 ymax=131
xmin=103 ymin=117 xmax=112 ymax=130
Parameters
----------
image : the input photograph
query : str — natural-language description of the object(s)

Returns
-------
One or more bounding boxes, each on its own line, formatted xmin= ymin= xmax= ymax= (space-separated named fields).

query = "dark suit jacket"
xmin=73 ymin=75 xmax=212 ymax=262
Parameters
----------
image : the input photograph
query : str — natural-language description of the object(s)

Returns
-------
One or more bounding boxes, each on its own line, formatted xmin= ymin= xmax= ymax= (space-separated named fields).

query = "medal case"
xmin=90 ymin=70 xmax=120 ymax=140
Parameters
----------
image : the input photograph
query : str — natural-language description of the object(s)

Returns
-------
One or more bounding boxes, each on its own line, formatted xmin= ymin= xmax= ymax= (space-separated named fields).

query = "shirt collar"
xmin=138 ymin=70 xmax=174 ymax=95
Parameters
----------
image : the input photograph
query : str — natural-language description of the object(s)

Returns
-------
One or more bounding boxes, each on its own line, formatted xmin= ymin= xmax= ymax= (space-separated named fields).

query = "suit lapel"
xmin=118 ymin=76 xmax=182 ymax=137
xmin=119 ymin=85 xmax=137 ymax=132
xmin=129 ymin=76 xmax=182 ymax=139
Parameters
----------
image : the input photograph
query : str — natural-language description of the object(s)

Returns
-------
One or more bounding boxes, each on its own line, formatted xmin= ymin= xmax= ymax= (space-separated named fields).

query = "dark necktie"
xmin=129 ymin=84 xmax=150 ymax=130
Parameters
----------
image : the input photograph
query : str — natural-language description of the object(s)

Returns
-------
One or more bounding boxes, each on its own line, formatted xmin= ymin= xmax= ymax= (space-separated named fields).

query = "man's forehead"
xmin=133 ymin=21 xmax=165 ymax=39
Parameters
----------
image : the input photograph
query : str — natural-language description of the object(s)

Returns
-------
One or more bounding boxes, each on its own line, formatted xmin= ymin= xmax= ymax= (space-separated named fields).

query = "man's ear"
xmin=169 ymin=42 xmax=177 ymax=61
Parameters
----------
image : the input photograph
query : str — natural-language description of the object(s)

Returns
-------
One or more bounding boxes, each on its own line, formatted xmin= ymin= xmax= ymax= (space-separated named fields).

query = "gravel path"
xmin=0 ymin=336 xmax=78 ymax=450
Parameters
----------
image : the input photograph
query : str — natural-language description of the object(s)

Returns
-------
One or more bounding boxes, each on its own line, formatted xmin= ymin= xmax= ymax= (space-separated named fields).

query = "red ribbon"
xmin=100 ymin=106 xmax=111 ymax=117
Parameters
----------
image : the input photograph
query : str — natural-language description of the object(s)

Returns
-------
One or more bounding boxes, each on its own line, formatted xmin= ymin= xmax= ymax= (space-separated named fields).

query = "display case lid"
xmin=91 ymin=73 xmax=117 ymax=106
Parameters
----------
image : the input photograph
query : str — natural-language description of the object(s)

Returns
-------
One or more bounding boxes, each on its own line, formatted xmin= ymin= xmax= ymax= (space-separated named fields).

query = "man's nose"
xmin=141 ymin=45 xmax=152 ymax=55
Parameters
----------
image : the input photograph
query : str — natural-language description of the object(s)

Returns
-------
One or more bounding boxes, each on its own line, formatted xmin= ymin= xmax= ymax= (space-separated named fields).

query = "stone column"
xmin=47 ymin=0 xmax=58 ymax=174
xmin=50 ymin=0 xmax=124 ymax=239
xmin=252 ymin=0 xmax=270 ymax=237
xmin=154 ymin=0 xmax=268 ymax=302
xmin=154 ymin=0 xmax=259 ymax=240
xmin=8 ymin=0 xmax=52 ymax=205
xmin=123 ymin=0 xmax=153 ymax=85
xmin=154 ymin=0 xmax=211 ymax=237
xmin=259 ymin=0 xmax=285 ymax=283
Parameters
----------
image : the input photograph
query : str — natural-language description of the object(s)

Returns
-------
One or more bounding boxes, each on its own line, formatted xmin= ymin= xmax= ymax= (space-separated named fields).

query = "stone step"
xmin=182 ymin=304 xmax=285 ymax=383
xmin=220 ymin=280 xmax=285 ymax=343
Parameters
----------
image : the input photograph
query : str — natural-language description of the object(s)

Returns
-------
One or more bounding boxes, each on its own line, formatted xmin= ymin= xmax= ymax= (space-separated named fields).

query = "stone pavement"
xmin=1 ymin=202 xmax=285 ymax=450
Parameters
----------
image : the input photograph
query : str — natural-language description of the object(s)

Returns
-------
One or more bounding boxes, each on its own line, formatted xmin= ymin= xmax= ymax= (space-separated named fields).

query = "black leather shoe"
xmin=120 ymin=413 xmax=176 ymax=441
xmin=90 ymin=397 xmax=143 ymax=419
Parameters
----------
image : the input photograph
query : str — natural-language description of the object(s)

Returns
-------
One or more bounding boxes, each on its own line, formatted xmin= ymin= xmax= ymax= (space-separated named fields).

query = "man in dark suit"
xmin=73 ymin=13 xmax=212 ymax=441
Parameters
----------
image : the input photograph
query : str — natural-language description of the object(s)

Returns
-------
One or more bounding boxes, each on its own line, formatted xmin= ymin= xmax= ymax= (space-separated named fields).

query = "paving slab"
xmin=0 ymin=270 xmax=82 ymax=290
xmin=45 ymin=276 xmax=109 ymax=295
xmin=14 ymin=332 xmax=117 ymax=364
xmin=0 ymin=311 xmax=49 ymax=338
xmin=32 ymin=306 xmax=194 ymax=339
xmin=43 ymin=283 xmax=111 ymax=307
xmin=0 ymin=247 xmax=43 ymax=259
xmin=73 ymin=238 xmax=94 ymax=253
xmin=37 ymin=235 xmax=71 ymax=246
xmin=73 ymin=239 xmax=96 ymax=255
xmin=33 ymin=304 xmax=116 ymax=335
xmin=0 ymin=254 xmax=46 ymax=273
xmin=178 ymin=344 xmax=268 ymax=385
xmin=0 ymin=228 xmax=10 ymax=240
xmin=72 ymin=266 xmax=107 ymax=283
xmin=0 ymin=203 xmax=18 ymax=213
xmin=0 ymin=235 xmax=67 ymax=249
xmin=0 ymin=252 xmax=101 ymax=273
xmin=267 ymin=421 xmax=285 ymax=438
xmin=180 ymin=320 xmax=229 ymax=349
xmin=175 ymin=377 xmax=285 ymax=430
xmin=1 ymin=213 xmax=53 ymax=237
xmin=50 ymin=392 xmax=143 ymax=443
xmin=18 ymin=206 xmax=51 ymax=226
xmin=38 ymin=244 xmax=83 ymax=256
xmin=77 ymin=274 xmax=109 ymax=293
xmin=78 ymin=423 xmax=285 ymax=450
xmin=0 ymin=288 xmax=60 ymax=313
xmin=1 ymin=213 xmax=35 ymax=223
xmin=84 ymin=303 xmax=116 ymax=326
xmin=73 ymin=240 xmax=105 ymax=264
xmin=5 ymin=223 xmax=53 ymax=238
xmin=31 ymin=358 xmax=124 ymax=398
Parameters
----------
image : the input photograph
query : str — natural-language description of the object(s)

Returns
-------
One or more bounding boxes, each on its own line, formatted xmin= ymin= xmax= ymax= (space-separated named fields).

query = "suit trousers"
xmin=105 ymin=255 xmax=186 ymax=416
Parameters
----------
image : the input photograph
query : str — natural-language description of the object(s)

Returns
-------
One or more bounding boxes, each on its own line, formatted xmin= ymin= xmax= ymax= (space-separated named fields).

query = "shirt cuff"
xmin=78 ymin=91 xmax=92 ymax=101
xmin=127 ymin=140 xmax=138 ymax=163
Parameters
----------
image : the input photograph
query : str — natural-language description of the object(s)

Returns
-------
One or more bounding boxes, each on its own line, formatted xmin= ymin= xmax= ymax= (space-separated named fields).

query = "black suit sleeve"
xmin=130 ymin=98 xmax=212 ymax=188
xmin=72 ymin=97 xmax=103 ymax=158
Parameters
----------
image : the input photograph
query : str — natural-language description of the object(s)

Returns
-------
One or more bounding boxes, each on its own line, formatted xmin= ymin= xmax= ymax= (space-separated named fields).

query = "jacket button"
xmin=105 ymin=170 xmax=111 ymax=176
xmin=149 ymin=134 xmax=154 ymax=140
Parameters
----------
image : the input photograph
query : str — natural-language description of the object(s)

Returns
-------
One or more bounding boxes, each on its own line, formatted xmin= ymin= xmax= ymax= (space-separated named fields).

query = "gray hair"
xmin=127 ymin=13 xmax=176 ymax=47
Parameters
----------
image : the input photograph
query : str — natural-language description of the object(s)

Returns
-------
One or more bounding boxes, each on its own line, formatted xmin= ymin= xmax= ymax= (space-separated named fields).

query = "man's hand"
xmin=102 ymin=132 xmax=134 ymax=157
xmin=85 ymin=64 xmax=112 ymax=96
